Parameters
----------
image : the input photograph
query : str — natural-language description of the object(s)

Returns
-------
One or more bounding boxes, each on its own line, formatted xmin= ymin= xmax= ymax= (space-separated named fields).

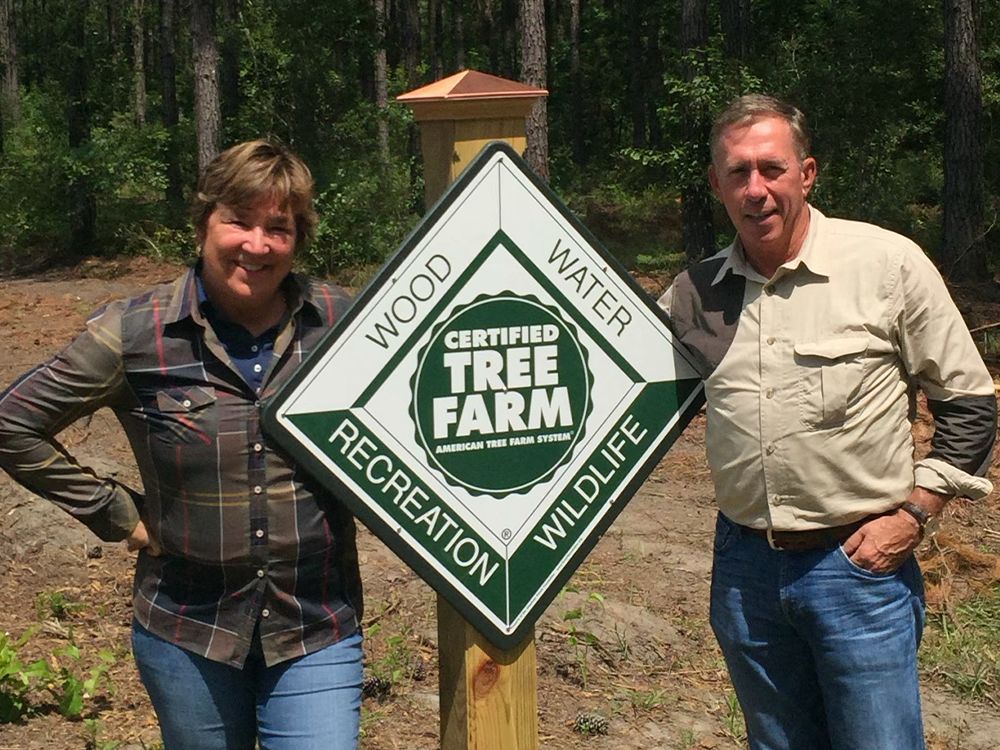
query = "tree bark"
xmin=568 ymin=0 xmax=583 ymax=163
xmin=625 ymin=0 xmax=646 ymax=147
xmin=160 ymin=0 xmax=182 ymax=204
xmin=451 ymin=0 xmax=464 ymax=70
xmin=0 ymin=0 xmax=20 ymax=144
xmin=67 ymin=0 xmax=95 ymax=258
xmin=398 ymin=0 xmax=421 ymax=85
xmin=219 ymin=0 xmax=240 ymax=124
xmin=680 ymin=0 xmax=715 ymax=261
xmin=428 ymin=0 xmax=443 ymax=79
xmin=942 ymin=0 xmax=987 ymax=281
xmin=373 ymin=0 xmax=390 ymax=165
xmin=131 ymin=0 xmax=147 ymax=125
xmin=720 ymin=0 xmax=752 ymax=60
xmin=519 ymin=0 xmax=547 ymax=180
xmin=191 ymin=0 xmax=221 ymax=172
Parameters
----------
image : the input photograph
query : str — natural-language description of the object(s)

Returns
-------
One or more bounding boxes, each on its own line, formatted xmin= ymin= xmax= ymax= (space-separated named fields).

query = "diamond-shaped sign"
xmin=263 ymin=142 xmax=703 ymax=648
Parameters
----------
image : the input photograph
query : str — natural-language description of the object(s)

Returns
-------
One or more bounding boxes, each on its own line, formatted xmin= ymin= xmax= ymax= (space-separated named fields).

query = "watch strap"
xmin=899 ymin=501 xmax=930 ymax=530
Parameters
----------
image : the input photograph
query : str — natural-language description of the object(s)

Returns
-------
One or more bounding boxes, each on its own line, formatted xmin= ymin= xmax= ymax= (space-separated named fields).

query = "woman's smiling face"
xmin=199 ymin=197 xmax=297 ymax=329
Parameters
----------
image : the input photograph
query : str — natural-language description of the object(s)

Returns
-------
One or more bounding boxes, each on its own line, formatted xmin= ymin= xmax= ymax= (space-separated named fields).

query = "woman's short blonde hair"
xmin=192 ymin=139 xmax=318 ymax=246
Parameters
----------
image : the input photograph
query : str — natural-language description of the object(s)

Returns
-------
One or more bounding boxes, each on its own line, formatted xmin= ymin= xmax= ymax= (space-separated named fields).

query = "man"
xmin=660 ymin=94 xmax=996 ymax=750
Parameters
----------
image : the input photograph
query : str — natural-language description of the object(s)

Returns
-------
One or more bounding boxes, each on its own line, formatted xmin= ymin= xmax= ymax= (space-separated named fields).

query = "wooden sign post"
xmin=398 ymin=69 xmax=548 ymax=750
xmin=263 ymin=68 xmax=702 ymax=750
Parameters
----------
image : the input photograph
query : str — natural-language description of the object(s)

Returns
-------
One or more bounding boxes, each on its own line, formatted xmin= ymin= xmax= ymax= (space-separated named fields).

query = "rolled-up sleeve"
xmin=896 ymin=250 xmax=997 ymax=499
xmin=0 ymin=302 xmax=141 ymax=539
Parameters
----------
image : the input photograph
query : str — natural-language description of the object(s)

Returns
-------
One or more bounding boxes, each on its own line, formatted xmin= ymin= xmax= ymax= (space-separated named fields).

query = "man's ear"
xmin=708 ymin=164 xmax=721 ymax=199
xmin=801 ymin=156 xmax=818 ymax=197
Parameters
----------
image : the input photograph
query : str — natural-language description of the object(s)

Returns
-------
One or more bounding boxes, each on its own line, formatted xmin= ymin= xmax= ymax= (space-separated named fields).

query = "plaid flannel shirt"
xmin=0 ymin=267 xmax=362 ymax=667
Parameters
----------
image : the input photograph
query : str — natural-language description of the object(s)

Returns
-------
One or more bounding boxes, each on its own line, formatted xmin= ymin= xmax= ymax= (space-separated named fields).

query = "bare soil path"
xmin=1 ymin=259 xmax=998 ymax=750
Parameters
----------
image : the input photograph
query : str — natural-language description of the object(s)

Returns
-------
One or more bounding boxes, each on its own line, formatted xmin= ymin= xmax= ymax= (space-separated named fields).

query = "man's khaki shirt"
xmin=660 ymin=207 xmax=996 ymax=530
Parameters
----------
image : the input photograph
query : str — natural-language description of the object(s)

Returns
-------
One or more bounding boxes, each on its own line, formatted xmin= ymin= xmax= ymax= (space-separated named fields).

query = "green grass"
xmin=920 ymin=585 xmax=1000 ymax=705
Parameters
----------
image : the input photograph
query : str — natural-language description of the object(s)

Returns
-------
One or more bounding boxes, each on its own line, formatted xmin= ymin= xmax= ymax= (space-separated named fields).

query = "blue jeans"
xmin=709 ymin=513 xmax=926 ymax=750
xmin=132 ymin=621 xmax=363 ymax=750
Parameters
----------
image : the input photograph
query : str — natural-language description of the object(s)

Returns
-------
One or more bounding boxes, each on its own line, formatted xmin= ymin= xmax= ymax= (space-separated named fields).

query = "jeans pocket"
xmin=836 ymin=544 xmax=896 ymax=579
xmin=713 ymin=514 xmax=739 ymax=555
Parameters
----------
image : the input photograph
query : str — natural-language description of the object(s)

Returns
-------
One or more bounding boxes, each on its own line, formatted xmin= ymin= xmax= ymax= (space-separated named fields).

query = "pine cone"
xmin=572 ymin=711 xmax=609 ymax=736
xmin=362 ymin=673 xmax=392 ymax=702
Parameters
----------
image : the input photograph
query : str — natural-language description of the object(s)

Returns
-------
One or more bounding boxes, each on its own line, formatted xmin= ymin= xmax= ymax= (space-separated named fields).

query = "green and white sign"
xmin=263 ymin=142 xmax=703 ymax=648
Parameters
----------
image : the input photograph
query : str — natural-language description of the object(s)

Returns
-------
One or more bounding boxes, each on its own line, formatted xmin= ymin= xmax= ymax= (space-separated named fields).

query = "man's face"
xmin=709 ymin=116 xmax=817 ymax=267
xmin=199 ymin=197 xmax=296 ymax=325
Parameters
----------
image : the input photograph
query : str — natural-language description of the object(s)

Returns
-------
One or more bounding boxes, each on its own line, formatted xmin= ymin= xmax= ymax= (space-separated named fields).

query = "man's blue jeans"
xmin=132 ymin=621 xmax=363 ymax=750
xmin=709 ymin=513 xmax=926 ymax=750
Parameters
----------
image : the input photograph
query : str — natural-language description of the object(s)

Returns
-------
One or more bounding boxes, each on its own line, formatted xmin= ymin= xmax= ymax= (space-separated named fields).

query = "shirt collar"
xmin=161 ymin=263 xmax=324 ymax=327
xmin=711 ymin=205 xmax=830 ymax=286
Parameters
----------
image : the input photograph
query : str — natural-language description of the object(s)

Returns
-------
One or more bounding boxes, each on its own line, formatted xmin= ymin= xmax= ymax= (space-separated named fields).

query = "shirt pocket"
xmin=794 ymin=336 xmax=868 ymax=429
xmin=150 ymin=386 xmax=217 ymax=445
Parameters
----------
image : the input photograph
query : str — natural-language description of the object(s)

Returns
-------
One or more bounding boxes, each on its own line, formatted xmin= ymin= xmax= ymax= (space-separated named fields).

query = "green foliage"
xmin=0 ymin=629 xmax=49 ymax=723
xmin=309 ymin=153 xmax=419 ymax=278
xmin=921 ymin=586 xmax=1000 ymax=704
xmin=44 ymin=642 xmax=116 ymax=719
xmin=83 ymin=719 xmax=122 ymax=750
xmin=560 ymin=588 xmax=605 ymax=689
xmin=34 ymin=591 xmax=85 ymax=621
xmin=0 ymin=629 xmax=115 ymax=722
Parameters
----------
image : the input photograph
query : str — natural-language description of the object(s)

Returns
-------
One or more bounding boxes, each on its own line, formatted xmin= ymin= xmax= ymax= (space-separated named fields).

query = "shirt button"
xmin=261 ymin=609 xmax=270 ymax=618
xmin=766 ymin=443 xmax=776 ymax=455
xmin=251 ymin=344 xmax=259 ymax=353
xmin=764 ymin=285 xmax=775 ymax=296
xmin=254 ymin=400 xmax=262 ymax=408
xmin=253 ymin=363 xmax=263 ymax=373
xmin=182 ymin=399 xmax=192 ymax=408
xmin=256 ymin=569 xmax=265 ymax=578
xmin=772 ymin=494 xmax=783 ymax=505
xmin=765 ymin=388 xmax=774 ymax=399
xmin=255 ymin=528 xmax=264 ymax=538
xmin=766 ymin=336 xmax=775 ymax=346
xmin=253 ymin=443 xmax=263 ymax=452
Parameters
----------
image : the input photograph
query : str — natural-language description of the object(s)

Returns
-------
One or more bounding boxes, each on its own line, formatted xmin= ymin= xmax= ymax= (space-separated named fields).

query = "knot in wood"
xmin=473 ymin=658 xmax=500 ymax=697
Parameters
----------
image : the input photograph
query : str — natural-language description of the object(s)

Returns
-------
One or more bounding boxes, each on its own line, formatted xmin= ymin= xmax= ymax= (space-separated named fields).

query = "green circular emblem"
xmin=412 ymin=295 xmax=592 ymax=496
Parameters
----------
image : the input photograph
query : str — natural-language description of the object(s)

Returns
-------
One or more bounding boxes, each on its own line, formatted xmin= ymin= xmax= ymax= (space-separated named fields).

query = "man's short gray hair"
xmin=710 ymin=94 xmax=812 ymax=164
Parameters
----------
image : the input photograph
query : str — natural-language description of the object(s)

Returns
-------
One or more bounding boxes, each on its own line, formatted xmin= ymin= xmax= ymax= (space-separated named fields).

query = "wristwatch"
xmin=898 ymin=501 xmax=938 ymax=538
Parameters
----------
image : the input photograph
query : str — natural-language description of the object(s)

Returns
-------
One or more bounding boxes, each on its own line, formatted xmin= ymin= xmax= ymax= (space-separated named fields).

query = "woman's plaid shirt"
xmin=0 ymin=268 xmax=362 ymax=667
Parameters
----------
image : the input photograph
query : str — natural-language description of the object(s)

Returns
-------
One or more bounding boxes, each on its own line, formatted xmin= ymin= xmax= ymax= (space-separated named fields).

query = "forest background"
xmin=0 ymin=0 xmax=995 ymax=285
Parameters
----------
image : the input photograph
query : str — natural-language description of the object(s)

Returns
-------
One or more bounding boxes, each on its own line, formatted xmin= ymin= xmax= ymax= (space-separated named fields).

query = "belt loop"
xmin=766 ymin=526 xmax=779 ymax=551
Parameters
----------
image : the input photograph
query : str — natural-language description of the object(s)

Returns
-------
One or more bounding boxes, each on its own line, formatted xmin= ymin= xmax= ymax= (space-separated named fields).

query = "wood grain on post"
xmin=397 ymin=69 xmax=547 ymax=750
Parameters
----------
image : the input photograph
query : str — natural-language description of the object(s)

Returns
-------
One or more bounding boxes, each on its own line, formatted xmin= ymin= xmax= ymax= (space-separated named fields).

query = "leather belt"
xmin=739 ymin=517 xmax=871 ymax=551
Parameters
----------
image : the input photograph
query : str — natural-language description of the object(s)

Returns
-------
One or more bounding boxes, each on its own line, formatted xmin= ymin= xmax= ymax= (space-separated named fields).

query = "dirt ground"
xmin=1 ymin=257 xmax=1000 ymax=750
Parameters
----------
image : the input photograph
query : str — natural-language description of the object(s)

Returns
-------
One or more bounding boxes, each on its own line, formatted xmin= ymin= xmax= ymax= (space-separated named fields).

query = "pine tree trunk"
xmin=720 ymin=0 xmax=752 ymax=60
xmin=399 ymin=0 xmax=420 ymax=85
xmin=680 ymin=0 xmax=714 ymax=261
xmin=67 ymin=0 xmax=95 ymax=258
xmin=428 ymin=0 xmax=443 ymax=79
xmin=625 ymin=0 xmax=646 ymax=147
xmin=568 ymin=0 xmax=583 ymax=163
xmin=160 ymin=0 xmax=182 ymax=205
xmin=452 ymin=0 xmax=464 ymax=69
xmin=0 ymin=0 xmax=21 ymax=145
xmin=219 ymin=0 xmax=240 ymax=124
xmin=519 ymin=0 xmax=548 ymax=180
xmin=132 ymin=0 xmax=147 ymax=125
xmin=191 ymin=0 xmax=221 ymax=172
xmin=942 ymin=0 xmax=987 ymax=281
xmin=373 ymin=0 xmax=390 ymax=165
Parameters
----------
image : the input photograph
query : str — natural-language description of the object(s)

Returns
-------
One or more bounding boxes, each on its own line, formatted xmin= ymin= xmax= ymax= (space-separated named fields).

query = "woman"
xmin=0 ymin=140 xmax=363 ymax=749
